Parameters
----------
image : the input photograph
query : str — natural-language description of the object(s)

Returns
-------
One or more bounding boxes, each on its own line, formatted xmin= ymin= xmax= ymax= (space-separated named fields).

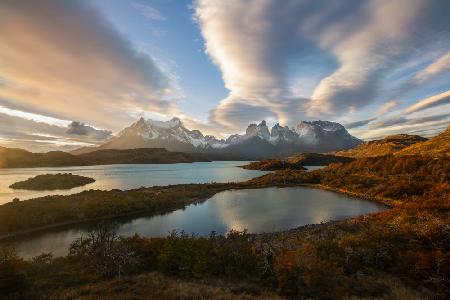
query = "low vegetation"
xmin=396 ymin=125 xmax=449 ymax=157
xmin=335 ymin=134 xmax=428 ymax=158
xmin=286 ymin=152 xmax=354 ymax=165
xmin=1 ymin=153 xmax=448 ymax=299
xmin=241 ymin=153 xmax=353 ymax=170
xmin=9 ymin=173 xmax=95 ymax=191
xmin=240 ymin=158 xmax=307 ymax=170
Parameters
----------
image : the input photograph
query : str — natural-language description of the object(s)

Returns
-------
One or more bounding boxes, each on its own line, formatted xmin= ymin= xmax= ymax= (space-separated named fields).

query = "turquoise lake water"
xmin=4 ymin=186 xmax=385 ymax=258
xmin=0 ymin=161 xmax=266 ymax=204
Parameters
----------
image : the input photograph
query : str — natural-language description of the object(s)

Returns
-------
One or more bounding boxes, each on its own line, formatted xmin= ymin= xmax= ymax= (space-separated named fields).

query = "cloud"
xmin=132 ymin=3 xmax=167 ymax=21
xmin=370 ymin=113 xmax=450 ymax=129
xmin=195 ymin=0 xmax=329 ymax=129
xmin=195 ymin=0 xmax=450 ymax=131
xmin=414 ymin=51 xmax=450 ymax=82
xmin=404 ymin=90 xmax=450 ymax=114
xmin=0 ymin=0 xmax=180 ymax=132
xmin=66 ymin=121 xmax=112 ymax=140
xmin=376 ymin=101 xmax=397 ymax=117
xmin=353 ymin=113 xmax=450 ymax=140
xmin=345 ymin=118 xmax=376 ymax=129
xmin=0 ymin=113 xmax=110 ymax=152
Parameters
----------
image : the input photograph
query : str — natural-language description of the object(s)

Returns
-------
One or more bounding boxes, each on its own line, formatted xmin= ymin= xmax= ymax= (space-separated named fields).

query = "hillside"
xmin=396 ymin=125 xmax=450 ymax=157
xmin=286 ymin=153 xmax=354 ymax=165
xmin=0 ymin=147 xmax=207 ymax=168
xmin=335 ymin=134 xmax=427 ymax=158
xmin=240 ymin=158 xmax=307 ymax=171
xmin=241 ymin=153 xmax=353 ymax=170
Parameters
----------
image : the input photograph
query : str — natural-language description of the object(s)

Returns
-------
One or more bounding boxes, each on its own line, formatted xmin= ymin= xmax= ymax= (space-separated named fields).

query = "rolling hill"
xmin=0 ymin=147 xmax=208 ymax=168
xmin=334 ymin=134 xmax=427 ymax=158
xmin=396 ymin=125 xmax=449 ymax=157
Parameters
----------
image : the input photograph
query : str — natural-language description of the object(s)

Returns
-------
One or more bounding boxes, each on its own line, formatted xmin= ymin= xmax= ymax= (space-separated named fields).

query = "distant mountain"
xmin=335 ymin=134 xmax=428 ymax=158
xmin=73 ymin=117 xmax=362 ymax=158
xmin=396 ymin=125 xmax=449 ymax=157
xmin=0 ymin=147 xmax=207 ymax=168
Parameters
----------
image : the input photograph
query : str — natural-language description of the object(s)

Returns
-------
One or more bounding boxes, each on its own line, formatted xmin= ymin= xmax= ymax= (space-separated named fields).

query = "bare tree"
xmin=69 ymin=225 xmax=135 ymax=279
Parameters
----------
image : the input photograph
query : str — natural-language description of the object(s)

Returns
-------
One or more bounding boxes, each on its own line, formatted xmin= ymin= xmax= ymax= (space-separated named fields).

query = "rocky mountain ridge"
xmin=72 ymin=117 xmax=362 ymax=158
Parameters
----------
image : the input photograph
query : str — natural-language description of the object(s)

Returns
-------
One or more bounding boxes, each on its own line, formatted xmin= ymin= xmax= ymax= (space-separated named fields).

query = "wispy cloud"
xmin=133 ymin=3 xmax=167 ymax=21
xmin=404 ymin=90 xmax=450 ymax=114
xmin=370 ymin=113 xmax=450 ymax=129
xmin=414 ymin=51 xmax=450 ymax=82
xmin=345 ymin=118 xmax=376 ymax=129
xmin=376 ymin=101 xmax=397 ymax=117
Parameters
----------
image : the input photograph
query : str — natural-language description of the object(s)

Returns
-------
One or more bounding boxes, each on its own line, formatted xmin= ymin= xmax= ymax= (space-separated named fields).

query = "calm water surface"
xmin=0 ymin=162 xmax=266 ymax=204
xmin=4 ymin=187 xmax=386 ymax=258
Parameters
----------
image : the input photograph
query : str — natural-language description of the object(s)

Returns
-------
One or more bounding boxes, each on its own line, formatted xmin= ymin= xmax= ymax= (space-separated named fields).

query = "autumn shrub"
xmin=273 ymin=243 xmax=348 ymax=299
xmin=0 ymin=247 xmax=29 ymax=297
xmin=69 ymin=226 xmax=136 ymax=279
xmin=123 ymin=230 xmax=263 ymax=279
xmin=157 ymin=231 xmax=213 ymax=278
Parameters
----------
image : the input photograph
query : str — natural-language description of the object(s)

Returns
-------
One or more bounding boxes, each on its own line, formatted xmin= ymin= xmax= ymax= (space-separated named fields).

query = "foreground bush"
xmin=0 ymin=247 xmax=29 ymax=297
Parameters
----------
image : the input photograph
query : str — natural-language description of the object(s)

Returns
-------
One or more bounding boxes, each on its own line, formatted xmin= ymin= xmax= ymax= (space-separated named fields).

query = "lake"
xmin=0 ymin=161 xmax=267 ymax=204
xmin=3 ymin=187 xmax=386 ymax=258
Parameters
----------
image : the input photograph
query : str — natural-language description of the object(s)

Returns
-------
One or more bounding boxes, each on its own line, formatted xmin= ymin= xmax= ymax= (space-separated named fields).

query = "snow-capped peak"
xmin=245 ymin=120 xmax=271 ymax=140
xmin=168 ymin=117 xmax=182 ymax=128
xmin=107 ymin=117 xmax=361 ymax=154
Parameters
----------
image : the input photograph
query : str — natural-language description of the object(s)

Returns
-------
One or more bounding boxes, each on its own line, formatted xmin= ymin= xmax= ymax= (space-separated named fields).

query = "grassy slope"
xmin=396 ymin=125 xmax=449 ymax=157
xmin=51 ymin=272 xmax=282 ymax=300
xmin=335 ymin=134 xmax=427 ymax=158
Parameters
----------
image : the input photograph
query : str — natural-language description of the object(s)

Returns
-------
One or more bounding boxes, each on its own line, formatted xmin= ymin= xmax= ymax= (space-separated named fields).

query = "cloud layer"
xmin=195 ymin=0 xmax=450 ymax=132
xmin=66 ymin=121 xmax=112 ymax=140
xmin=0 ymin=0 xmax=180 ymax=132
xmin=0 ymin=113 xmax=111 ymax=152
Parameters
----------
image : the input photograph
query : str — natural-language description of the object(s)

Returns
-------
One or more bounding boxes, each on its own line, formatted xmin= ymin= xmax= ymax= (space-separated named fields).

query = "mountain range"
xmin=72 ymin=117 xmax=362 ymax=158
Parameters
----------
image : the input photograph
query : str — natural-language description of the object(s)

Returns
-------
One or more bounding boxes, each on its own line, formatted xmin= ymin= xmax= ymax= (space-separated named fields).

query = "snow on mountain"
xmin=73 ymin=117 xmax=362 ymax=157
xmin=109 ymin=117 xmax=227 ymax=150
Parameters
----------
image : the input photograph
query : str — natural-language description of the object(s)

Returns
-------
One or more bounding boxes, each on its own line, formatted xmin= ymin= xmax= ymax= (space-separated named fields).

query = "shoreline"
xmin=0 ymin=195 xmax=216 ymax=242
xmin=0 ymin=181 xmax=392 ymax=242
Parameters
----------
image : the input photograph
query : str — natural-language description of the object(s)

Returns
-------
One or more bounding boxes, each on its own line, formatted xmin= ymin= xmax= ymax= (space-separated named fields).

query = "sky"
xmin=0 ymin=0 xmax=449 ymax=151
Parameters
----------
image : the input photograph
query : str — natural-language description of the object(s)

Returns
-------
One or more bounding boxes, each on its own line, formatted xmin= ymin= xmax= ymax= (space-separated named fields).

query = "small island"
xmin=9 ymin=173 xmax=95 ymax=190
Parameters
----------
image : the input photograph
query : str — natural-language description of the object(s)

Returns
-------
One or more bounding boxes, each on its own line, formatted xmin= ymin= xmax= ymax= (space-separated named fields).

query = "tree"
xmin=69 ymin=226 xmax=135 ymax=279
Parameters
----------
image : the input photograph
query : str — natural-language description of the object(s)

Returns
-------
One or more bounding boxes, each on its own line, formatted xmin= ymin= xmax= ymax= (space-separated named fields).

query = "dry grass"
xmin=335 ymin=134 xmax=427 ymax=158
xmin=50 ymin=272 xmax=282 ymax=300
xmin=396 ymin=125 xmax=449 ymax=157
